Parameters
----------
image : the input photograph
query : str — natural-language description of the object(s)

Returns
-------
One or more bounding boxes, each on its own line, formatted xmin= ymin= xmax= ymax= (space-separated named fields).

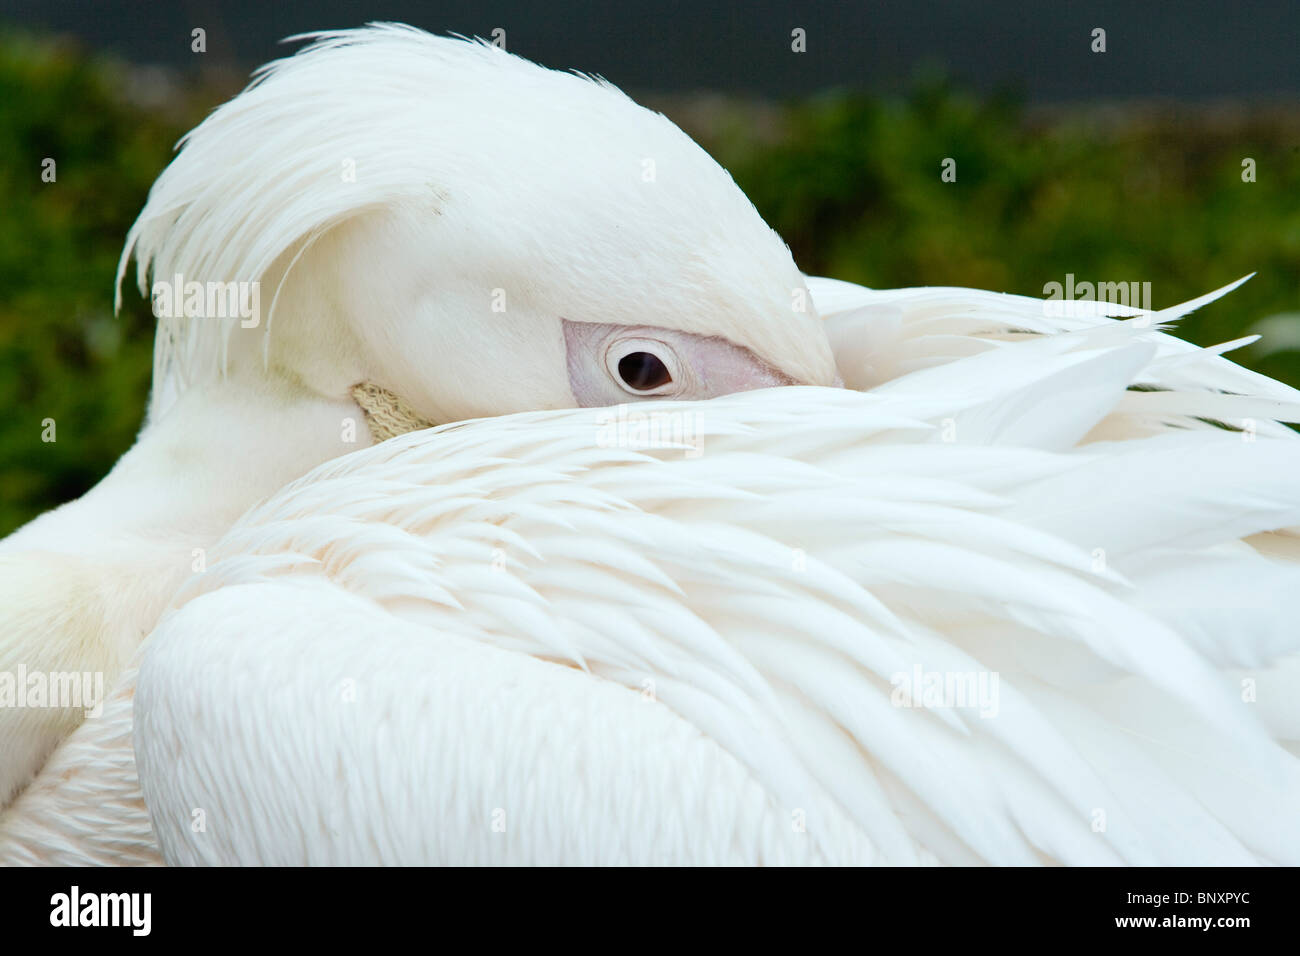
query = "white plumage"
xmin=2 ymin=25 xmax=1298 ymax=866
xmin=132 ymin=283 xmax=1300 ymax=865
xmin=0 ymin=24 xmax=836 ymax=812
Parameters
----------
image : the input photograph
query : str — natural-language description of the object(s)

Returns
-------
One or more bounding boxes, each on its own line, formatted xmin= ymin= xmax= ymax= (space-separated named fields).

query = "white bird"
xmin=4 ymin=25 xmax=1300 ymax=866
xmin=0 ymin=25 xmax=835 ymax=812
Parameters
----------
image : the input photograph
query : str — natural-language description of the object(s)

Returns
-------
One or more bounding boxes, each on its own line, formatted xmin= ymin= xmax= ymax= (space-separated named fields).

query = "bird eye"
xmin=618 ymin=351 xmax=672 ymax=391
xmin=605 ymin=338 xmax=681 ymax=396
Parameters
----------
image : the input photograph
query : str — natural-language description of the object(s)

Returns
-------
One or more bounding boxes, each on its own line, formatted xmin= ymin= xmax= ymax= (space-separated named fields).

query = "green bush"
xmin=674 ymin=79 xmax=1300 ymax=384
xmin=0 ymin=33 xmax=211 ymax=535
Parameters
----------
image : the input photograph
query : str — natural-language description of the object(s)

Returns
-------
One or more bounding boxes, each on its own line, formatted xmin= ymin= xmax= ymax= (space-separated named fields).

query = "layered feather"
xmin=132 ymin=283 xmax=1300 ymax=864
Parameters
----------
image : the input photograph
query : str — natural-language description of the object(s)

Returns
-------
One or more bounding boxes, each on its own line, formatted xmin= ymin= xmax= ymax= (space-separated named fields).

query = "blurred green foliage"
xmin=0 ymin=33 xmax=208 ymax=535
xmin=674 ymin=80 xmax=1300 ymax=378
xmin=1 ymin=36 xmax=1298 ymax=536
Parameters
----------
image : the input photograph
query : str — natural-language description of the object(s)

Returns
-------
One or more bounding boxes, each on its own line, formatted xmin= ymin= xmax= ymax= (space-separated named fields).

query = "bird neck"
xmin=0 ymin=373 xmax=379 ymax=812
xmin=4 ymin=373 xmax=370 ymax=594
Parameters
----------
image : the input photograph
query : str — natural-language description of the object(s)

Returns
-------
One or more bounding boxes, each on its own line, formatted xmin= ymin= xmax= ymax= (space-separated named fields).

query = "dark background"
xmin=4 ymin=0 xmax=1300 ymax=101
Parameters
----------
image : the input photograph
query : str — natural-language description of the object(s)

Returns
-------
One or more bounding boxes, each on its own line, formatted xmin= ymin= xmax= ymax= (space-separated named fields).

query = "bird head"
xmin=118 ymin=24 xmax=837 ymax=428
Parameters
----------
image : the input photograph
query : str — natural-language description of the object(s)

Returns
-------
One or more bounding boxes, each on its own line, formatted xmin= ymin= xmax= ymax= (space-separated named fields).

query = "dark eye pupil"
xmin=618 ymin=351 xmax=671 ymax=391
